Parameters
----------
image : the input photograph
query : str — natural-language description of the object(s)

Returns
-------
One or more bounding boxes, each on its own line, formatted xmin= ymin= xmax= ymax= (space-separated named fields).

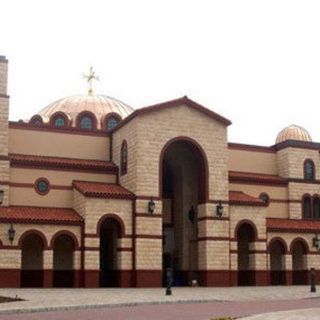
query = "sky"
xmin=1 ymin=0 xmax=320 ymax=146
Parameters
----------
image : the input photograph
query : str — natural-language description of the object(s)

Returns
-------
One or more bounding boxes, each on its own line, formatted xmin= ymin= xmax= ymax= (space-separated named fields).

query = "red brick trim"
xmin=117 ymin=247 xmax=132 ymax=252
xmin=136 ymin=213 xmax=162 ymax=218
xmin=229 ymin=171 xmax=287 ymax=186
xmin=50 ymin=230 xmax=80 ymax=250
xmin=228 ymin=142 xmax=275 ymax=153
xmin=197 ymin=236 xmax=230 ymax=241
xmin=84 ymin=247 xmax=100 ymax=251
xmin=111 ymin=96 xmax=232 ymax=134
xmin=135 ymin=234 xmax=162 ymax=239
xmin=274 ymin=140 xmax=320 ymax=151
xmin=135 ymin=270 xmax=162 ymax=287
xmin=0 ymin=155 xmax=9 ymax=161
xmin=288 ymin=178 xmax=320 ymax=184
xmin=18 ymin=229 xmax=49 ymax=249
xmin=9 ymin=181 xmax=72 ymax=191
xmin=159 ymin=136 xmax=209 ymax=203
xmin=230 ymin=249 xmax=267 ymax=254
xmin=84 ymin=233 xmax=98 ymax=238
xmin=267 ymin=227 xmax=320 ymax=233
xmin=198 ymin=216 xmax=230 ymax=222
xmin=9 ymin=121 xmax=108 ymax=137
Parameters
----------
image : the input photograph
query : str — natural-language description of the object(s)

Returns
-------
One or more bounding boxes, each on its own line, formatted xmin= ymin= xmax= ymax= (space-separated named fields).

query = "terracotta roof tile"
xmin=229 ymin=191 xmax=266 ymax=206
xmin=267 ymin=218 xmax=320 ymax=232
xmin=229 ymin=171 xmax=287 ymax=185
xmin=73 ymin=181 xmax=135 ymax=199
xmin=0 ymin=206 xmax=83 ymax=225
xmin=9 ymin=153 xmax=117 ymax=173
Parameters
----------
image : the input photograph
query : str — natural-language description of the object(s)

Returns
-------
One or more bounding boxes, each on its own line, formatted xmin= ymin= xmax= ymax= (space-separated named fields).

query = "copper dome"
xmin=34 ymin=94 xmax=134 ymax=129
xmin=276 ymin=125 xmax=312 ymax=144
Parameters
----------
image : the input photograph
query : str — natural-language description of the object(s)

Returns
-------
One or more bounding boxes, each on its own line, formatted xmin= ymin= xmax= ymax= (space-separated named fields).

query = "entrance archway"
xmin=99 ymin=217 xmax=122 ymax=287
xmin=269 ymin=239 xmax=287 ymax=285
xmin=160 ymin=138 xmax=208 ymax=286
xmin=20 ymin=233 xmax=45 ymax=287
xmin=292 ymin=239 xmax=308 ymax=285
xmin=53 ymin=234 xmax=75 ymax=287
xmin=236 ymin=222 xmax=256 ymax=286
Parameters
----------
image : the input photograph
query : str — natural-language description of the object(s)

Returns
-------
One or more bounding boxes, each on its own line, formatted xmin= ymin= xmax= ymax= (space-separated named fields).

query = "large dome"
xmin=33 ymin=94 xmax=134 ymax=130
xmin=276 ymin=124 xmax=312 ymax=144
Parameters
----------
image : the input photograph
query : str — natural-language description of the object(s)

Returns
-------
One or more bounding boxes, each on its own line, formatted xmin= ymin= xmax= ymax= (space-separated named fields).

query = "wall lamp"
xmin=313 ymin=234 xmax=320 ymax=251
xmin=148 ymin=197 xmax=155 ymax=214
xmin=8 ymin=224 xmax=15 ymax=244
xmin=0 ymin=190 xmax=4 ymax=205
xmin=216 ymin=201 xmax=224 ymax=218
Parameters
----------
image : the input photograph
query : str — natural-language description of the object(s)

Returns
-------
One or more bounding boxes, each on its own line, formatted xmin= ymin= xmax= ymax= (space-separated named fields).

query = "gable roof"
xmin=111 ymin=96 xmax=232 ymax=133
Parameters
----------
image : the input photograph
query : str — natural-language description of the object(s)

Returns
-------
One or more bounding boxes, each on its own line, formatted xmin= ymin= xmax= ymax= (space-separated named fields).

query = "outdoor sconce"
xmin=216 ymin=201 xmax=224 ymax=218
xmin=148 ymin=198 xmax=155 ymax=214
xmin=8 ymin=224 xmax=15 ymax=244
xmin=0 ymin=190 xmax=4 ymax=205
xmin=188 ymin=206 xmax=196 ymax=223
xmin=313 ymin=234 xmax=320 ymax=251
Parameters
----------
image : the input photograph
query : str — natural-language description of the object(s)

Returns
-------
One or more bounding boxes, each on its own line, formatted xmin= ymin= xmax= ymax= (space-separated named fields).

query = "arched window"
xmin=120 ymin=140 xmax=127 ymax=175
xmin=303 ymin=195 xmax=312 ymax=219
xmin=76 ymin=111 xmax=97 ymax=130
xmin=107 ymin=117 xmax=120 ymax=130
xmin=304 ymin=159 xmax=315 ymax=180
xmin=30 ymin=115 xmax=43 ymax=126
xmin=80 ymin=116 xmax=93 ymax=129
xmin=54 ymin=117 xmax=66 ymax=127
xmin=313 ymin=196 xmax=320 ymax=219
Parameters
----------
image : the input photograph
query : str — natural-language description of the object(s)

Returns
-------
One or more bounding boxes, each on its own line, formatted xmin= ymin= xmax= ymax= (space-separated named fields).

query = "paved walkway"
xmin=0 ymin=286 xmax=318 ymax=319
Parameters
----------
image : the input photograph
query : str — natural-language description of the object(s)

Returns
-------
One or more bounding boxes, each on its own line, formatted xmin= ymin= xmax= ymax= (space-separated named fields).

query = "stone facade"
xmin=0 ymin=56 xmax=319 ymax=288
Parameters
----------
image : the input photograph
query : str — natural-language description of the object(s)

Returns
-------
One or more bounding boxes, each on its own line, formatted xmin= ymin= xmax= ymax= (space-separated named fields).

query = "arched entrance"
xmin=292 ymin=240 xmax=308 ymax=285
xmin=20 ymin=233 xmax=45 ymax=287
xmin=53 ymin=234 xmax=75 ymax=287
xmin=269 ymin=239 xmax=287 ymax=285
xmin=161 ymin=138 xmax=208 ymax=286
xmin=99 ymin=217 xmax=122 ymax=287
xmin=237 ymin=222 xmax=256 ymax=286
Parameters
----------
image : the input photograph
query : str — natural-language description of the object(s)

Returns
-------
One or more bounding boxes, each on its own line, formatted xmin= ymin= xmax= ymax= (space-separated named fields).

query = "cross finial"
xmin=82 ymin=66 xmax=99 ymax=95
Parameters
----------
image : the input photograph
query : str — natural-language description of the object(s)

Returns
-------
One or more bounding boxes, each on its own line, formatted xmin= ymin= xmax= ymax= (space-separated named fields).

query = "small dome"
xmin=34 ymin=94 xmax=134 ymax=129
xmin=276 ymin=124 xmax=312 ymax=144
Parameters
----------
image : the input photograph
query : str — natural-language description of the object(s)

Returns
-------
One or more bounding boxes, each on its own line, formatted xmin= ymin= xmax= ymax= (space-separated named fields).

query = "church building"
xmin=0 ymin=55 xmax=319 ymax=288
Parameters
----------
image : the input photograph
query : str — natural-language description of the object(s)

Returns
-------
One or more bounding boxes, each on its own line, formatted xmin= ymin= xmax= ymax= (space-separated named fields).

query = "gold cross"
xmin=82 ymin=66 xmax=99 ymax=95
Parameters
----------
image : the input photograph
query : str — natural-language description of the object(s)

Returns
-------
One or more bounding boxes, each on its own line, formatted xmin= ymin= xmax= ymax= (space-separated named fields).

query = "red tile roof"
xmin=229 ymin=171 xmax=287 ymax=185
xmin=229 ymin=191 xmax=266 ymax=206
xmin=73 ymin=181 xmax=135 ymax=199
xmin=0 ymin=206 xmax=83 ymax=225
xmin=9 ymin=153 xmax=117 ymax=173
xmin=267 ymin=218 xmax=320 ymax=232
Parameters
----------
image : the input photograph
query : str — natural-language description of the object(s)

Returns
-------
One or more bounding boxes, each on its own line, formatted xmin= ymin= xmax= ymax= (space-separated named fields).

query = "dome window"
xmin=304 ymin=159 xmax=315 ymax=180
xmin=76 ymin=111 xmax=97 ymax=130
xmin=80 ymin=116 xmax=93 ymax=129
xmin=104 ymin=113 xmax=122 ymax=131
xmin=54 ymin=117 xmax=66 ymax=127
xmin=29 ymin=115 xmax=43 ymax=126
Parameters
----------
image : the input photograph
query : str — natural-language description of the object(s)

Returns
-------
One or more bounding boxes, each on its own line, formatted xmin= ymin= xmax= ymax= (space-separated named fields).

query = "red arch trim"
xmin=267 ymin=237 xmax=289 ymax=253
xmin=234 ymin=219 xmax=258 ymax=241
xmin=18 ymin=229 xmax=49 ymax=249
xmin=102 ymin=113 xmax=122 ymax=131
xmin=49 ymin=230 xmax=80 ymax=249
xmin=159 ymin=136 xmax=209 ymax=203
xmin=49 ymin=111 xmax=71 ymax=127
xmin=290 ymin=237 xmax=309 ymax=254
xmin=96 ymin=213 xmax=126 ymax=237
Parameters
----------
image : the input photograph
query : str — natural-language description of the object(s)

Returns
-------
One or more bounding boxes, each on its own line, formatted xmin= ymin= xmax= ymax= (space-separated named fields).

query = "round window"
xmin=35 ymin=178 xmax=50 ymax=195
xmin=259 ymin=193 xmax=270 ymax=205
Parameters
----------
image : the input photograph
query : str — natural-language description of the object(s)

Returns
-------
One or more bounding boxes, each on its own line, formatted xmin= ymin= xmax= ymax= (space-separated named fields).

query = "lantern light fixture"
xmin=216 ymin=201 xmax=224 ymax=218
xmin=148 ymin=197 xmax=155 ymax=214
